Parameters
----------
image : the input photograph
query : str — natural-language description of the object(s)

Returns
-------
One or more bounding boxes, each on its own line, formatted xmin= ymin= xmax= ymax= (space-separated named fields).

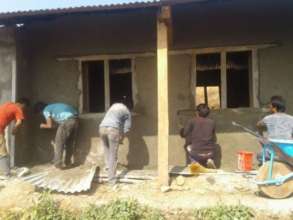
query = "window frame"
xmin=78 ymin=56 xmax=137 ymax=114
xmin=191 ymin=48 xmax=260 ymax=109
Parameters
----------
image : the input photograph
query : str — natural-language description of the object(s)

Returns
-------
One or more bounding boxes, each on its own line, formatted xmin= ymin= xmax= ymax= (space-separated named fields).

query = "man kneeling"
xmin=180 ymin=104 xmax=221 ymax=169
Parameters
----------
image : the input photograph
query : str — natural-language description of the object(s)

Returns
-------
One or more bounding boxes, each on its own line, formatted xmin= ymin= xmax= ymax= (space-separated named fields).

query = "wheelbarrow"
xmin=232 ymin=122 xmax=293 ymax=199
xmin=255 ymin=139 xmax=293 ymax=199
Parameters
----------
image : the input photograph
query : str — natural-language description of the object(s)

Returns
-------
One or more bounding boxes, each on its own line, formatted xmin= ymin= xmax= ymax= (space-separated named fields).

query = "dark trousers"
xmin=99 ymin=127 xmax=121 ymax=184
xmin=54 ymin=118 xmax=79 ymax=166
xmin=187 ymin=144 xmax=222 ymax=168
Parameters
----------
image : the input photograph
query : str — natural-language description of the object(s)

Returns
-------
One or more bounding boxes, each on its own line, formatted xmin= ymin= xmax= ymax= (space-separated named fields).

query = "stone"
xmin=160 ymin=185 xmax=171 ymax=193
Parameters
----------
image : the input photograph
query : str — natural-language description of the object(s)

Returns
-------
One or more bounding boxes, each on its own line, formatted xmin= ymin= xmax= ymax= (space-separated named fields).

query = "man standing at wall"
xmin=35 ymin=102 xmax=79 ymax=169
xmin=99 ymin=102 xmax=131 ymax=185
xmin=0 ymin=98 xmax=30 ymax=175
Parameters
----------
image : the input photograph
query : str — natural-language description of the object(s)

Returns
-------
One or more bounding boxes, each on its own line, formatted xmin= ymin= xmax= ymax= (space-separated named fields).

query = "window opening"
xmin=83 ymin=61 xmax=105 ymax=113
xmin=109 ymin=59 xmax=133 ymax=109
xmin=82 ymin=58 xmax=134 ymax=113
xmin=226 ymin=51 xmax=250 ymax=108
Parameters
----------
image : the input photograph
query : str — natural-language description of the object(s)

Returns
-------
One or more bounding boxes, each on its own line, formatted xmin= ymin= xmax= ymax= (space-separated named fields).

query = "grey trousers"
xmin=54 ymin=118 xmax=79 ymax=167
xmin=99 ymin=127 xmax=121 ymax=184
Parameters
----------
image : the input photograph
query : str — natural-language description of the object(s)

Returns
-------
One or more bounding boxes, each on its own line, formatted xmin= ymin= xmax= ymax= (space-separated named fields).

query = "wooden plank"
xmin=104 ymin=60 xmax=110 ymax=110
xmin=81 ymin=62 xmax=89 ymax=113
xmin=157 ymin=14 xmax=169 ymax=187
xmin=97 ymin=169 xmax=156 ymax=180
xmin=220 ymin=51 xmax=227 ymax=108
xmin=56 ymin=43 xmax=277 ymax=61
xmin=169 ymin=165 xmax=216 ymax=176
xmin=57 ymin=53 xmax=154 ymax=61
xmin=77 ymin=61 xmax=83 ymax=113
xmin=169 ymin=43 xmax=278 ymax=56
xmin=131 ymin=58 xmax=138 ymax=106
xmin=252 ymin=49 xmax=260 ymax=107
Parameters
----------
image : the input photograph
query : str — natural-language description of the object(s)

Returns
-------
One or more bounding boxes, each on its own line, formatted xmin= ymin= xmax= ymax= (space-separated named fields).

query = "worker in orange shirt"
xmin=0 ymin=98 xmax=30 ymax=176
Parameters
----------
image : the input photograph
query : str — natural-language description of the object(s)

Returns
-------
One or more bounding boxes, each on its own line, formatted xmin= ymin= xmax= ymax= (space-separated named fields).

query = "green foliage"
xmin=0 ymin=193 xmax=163 ymax=220
xmin=0 ymin=193 xmax=257 ymax=220
xmin=19 ymin=191 xmax=74 ymax=220
xmin=193 ymin=205 xmax=254 ymax=220
xmin=80 ymin=199 xmax=164 ymax=220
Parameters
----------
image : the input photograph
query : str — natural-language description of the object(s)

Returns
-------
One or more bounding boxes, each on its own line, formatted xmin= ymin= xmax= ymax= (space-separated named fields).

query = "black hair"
xmin=196 ymin=103 xmax=210 ymax=118
xmin=270 ymin=95 xmax=286 ymax=112
xmin=17 ymin=97 xmax=30 ymax=107
xmin=34 ymin=102 xmax=47 ymax=114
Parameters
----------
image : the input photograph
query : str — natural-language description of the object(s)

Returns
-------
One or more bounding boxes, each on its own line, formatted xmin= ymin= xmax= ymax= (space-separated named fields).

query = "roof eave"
xmin=0 ymin=0 xmax=204 ymax=24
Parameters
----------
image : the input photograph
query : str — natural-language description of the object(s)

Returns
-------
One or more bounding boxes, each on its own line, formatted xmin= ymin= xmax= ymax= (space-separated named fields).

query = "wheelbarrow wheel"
xmin=256 ymin=161 xmax=293 ymax=199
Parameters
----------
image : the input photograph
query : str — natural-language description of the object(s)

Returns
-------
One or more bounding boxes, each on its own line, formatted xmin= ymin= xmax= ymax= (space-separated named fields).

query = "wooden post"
xmin=220 ymin=51 xmax=227 ymax=108
xmin=157 ymin=6 xmax=170 ymax=186
xmin=131 ymin=58 xmax=138 ymax=106
xmin=252 ymin=49 xmax=260 ymax=107
xmin=77 ymin=61 xmax=84 ymax=113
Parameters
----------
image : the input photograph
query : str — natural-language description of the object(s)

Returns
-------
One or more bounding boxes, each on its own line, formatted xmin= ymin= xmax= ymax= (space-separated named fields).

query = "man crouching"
xmin=180 ymin=103 xmax=221 ymax=169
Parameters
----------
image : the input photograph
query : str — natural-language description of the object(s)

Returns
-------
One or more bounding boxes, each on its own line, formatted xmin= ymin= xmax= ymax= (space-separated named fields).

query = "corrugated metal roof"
xmin=0 ymin=0 xmax=155 ymax=13
xmin=0 ymin=0 xmax=200 ymax=22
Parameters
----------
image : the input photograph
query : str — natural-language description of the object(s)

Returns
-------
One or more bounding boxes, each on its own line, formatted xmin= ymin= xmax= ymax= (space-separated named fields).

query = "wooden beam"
xmin=220 ymin=51 xmax=227 ymax=108
xmin=77 ymin=61 xmax=83 ymax=113
xmin=252 ymin=49 xmax=260 ymax=107
xmin=57 ymin=52 xmax=155 ymax=62
xmin=81 ymin=62 xmax=90 ymax=113
xmin=56 ymin=43 xmax=278 ymax=62
xmin=158 ymin=6 xmax=173 ymax=47
xmin=169 ymin=43 xmax=278 ymax=55
xmin=157 ymin=9 xmax=169 ymax=187
xmin=158 ymin=6 xmax=171 ymax=23
xmin=131 ymin=58 xmax=138 ymax=106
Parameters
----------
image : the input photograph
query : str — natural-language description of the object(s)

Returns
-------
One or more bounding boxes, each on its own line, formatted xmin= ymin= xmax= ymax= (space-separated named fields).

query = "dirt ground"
xmin=0 ymin=170 xmax=292 ymax=219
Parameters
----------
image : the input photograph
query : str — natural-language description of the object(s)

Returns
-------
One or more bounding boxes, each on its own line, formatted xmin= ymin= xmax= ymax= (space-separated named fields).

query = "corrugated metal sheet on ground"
xmin=22 ymin=165 xmax=97 ymax=193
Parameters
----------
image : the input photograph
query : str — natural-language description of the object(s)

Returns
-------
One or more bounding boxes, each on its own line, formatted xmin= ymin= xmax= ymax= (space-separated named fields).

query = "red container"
xmin=237 ymin=151 xmax=253 ymax=171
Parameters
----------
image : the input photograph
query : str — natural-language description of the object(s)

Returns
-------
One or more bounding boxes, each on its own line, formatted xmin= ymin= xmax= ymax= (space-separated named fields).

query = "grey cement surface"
xmin=0 ymin=28 xmax=14 ymax=104
xmin=11 ymin=0 xmax=293 ymax=170
xmin=0 ymin=28 xmax=15 ymax=165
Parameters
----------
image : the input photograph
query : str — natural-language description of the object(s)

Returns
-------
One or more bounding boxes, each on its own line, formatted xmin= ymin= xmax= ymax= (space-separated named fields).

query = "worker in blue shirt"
xmin=35 ymin=102 xmax=79 ymax=169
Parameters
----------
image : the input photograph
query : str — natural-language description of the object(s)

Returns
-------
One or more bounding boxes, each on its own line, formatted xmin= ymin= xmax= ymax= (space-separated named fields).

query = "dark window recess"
xmin=226 ymin=51 xmax=250 ymax=108
xmin=109 ymin=59 xmax=133 ymax=109
xmin=84 ymin=61 xmax=105 ymax=113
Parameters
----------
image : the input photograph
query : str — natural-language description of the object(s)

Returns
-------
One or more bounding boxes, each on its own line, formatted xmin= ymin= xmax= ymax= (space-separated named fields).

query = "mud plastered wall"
xmin=15 ymin=0 xmax=293 ymax=169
